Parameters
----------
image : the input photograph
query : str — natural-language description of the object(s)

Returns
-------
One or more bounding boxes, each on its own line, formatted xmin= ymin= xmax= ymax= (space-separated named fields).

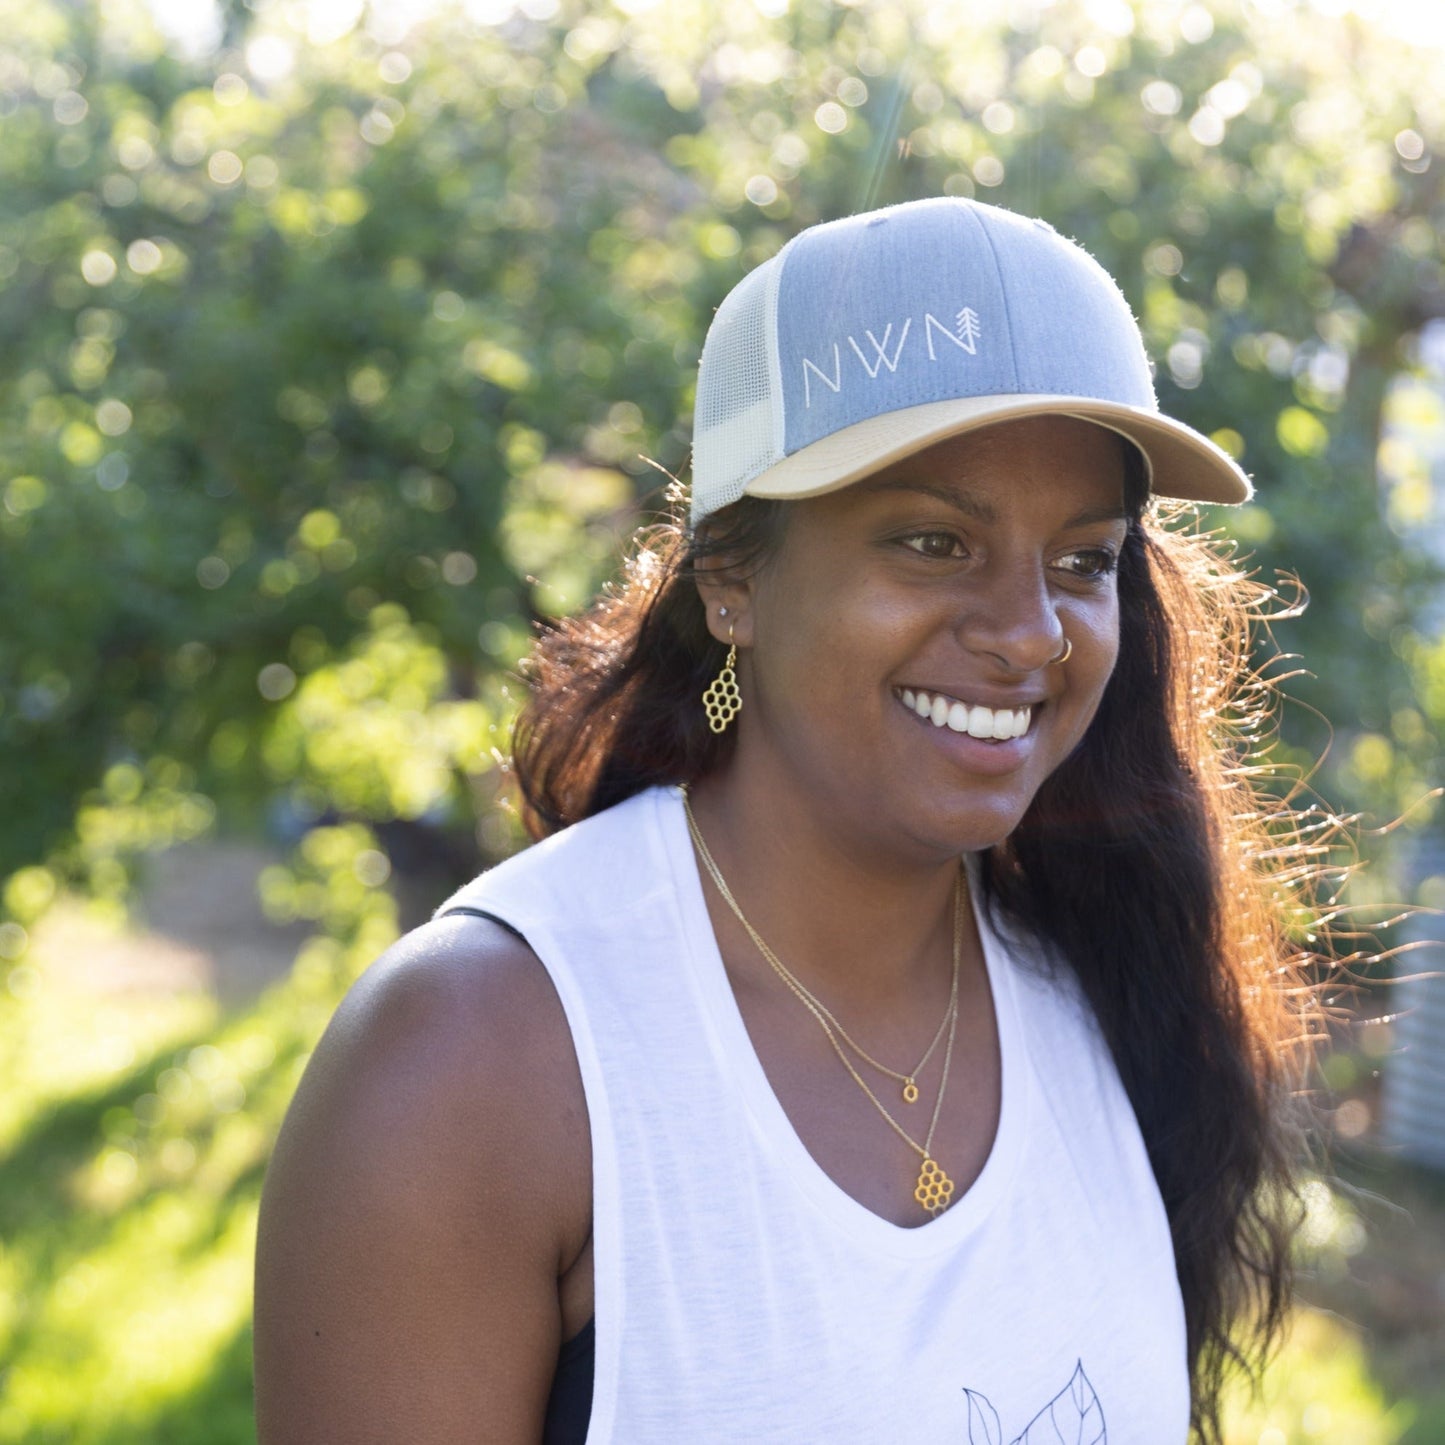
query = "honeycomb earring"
xmin=702 ymin=621 xmax=742 ymax=734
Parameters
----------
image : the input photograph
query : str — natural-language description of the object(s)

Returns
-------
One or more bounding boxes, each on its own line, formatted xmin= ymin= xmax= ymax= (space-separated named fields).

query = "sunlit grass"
xmin=1222 ymin=1306 xmax=1415 ymax=1444
xmin=1 ymin=884 xmax=1439 ymax=1442
xmin=0 ymin=857 xmax=394 ymax=1445
xmin=0 ymin=914 xmax=214 ymax=1157
xmin=2 ymin=1200 xmax=256 ymax=1444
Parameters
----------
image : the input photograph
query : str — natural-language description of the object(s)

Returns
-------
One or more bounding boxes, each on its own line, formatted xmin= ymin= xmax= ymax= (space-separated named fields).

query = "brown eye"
xmin=903 ymin=532 xmax=965 ymax=559
xmin=1055 ymin=547 xmax=1118 ymax=579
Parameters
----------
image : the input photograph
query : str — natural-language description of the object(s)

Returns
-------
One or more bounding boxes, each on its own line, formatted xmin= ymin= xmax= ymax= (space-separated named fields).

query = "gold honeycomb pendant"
xmin=914 ymin=1157 xmax=954 ymax=1216
xmin=701 ymin=648 xmax=742 ymax=734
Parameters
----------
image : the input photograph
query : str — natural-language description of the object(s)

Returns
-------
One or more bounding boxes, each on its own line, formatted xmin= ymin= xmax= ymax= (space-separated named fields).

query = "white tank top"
xmin=439 ymin=786 xmax=1190 ymax=1442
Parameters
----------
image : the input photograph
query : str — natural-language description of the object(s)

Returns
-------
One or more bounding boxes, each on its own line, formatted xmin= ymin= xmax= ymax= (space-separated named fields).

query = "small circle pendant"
xmin=902 ymin=1080 xmax=919 ymax=1104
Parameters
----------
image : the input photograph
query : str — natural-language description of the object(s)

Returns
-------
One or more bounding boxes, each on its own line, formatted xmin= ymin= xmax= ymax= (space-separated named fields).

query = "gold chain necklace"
xmin=681 ymin=793 xmax=956 ymax=1106
xmin=682 ymin=791 xmax=961 ymax=1217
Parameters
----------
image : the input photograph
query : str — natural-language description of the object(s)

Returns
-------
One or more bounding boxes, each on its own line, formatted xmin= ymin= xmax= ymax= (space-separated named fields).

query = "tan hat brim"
xmin=743 ymin=394 xmax=1252 ymax=506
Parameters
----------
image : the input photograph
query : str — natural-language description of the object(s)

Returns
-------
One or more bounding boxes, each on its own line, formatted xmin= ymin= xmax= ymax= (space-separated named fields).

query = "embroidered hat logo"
xmin=801 ymin=307 xmax=983 ymax=408
xmin=689 ymin=196 xmax=1252 ymax=522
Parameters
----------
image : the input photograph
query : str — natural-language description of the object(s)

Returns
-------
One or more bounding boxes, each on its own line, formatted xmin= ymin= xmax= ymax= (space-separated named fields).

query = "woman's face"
xmin=726 ymin=415 xmax=1132 ymax=862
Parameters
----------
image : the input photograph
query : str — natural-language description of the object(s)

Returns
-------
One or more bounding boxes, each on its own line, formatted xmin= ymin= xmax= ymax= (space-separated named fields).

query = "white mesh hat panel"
xmin=690 ymin=254 xmax=785 ymax=524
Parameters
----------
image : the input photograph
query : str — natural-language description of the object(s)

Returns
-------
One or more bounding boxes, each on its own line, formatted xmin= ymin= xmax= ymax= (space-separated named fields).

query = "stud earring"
xmin=1051 ymin=637 xmax=1073 ymax=665
xmin=702 ymin=620 xmax=742 ymax=734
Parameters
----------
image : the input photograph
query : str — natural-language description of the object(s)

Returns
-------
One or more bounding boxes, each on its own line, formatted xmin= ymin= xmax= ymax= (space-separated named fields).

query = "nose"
xmin=954 ymin=558 xmax=1065 ymax=673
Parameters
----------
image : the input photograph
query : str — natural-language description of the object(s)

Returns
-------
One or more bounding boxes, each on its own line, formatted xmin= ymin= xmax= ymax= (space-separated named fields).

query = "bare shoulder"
xmin=271 ymin=909 xmax=590 ymax=1231
xmin=254 ymin=911 xmax=591 ymax=1444
xmin=308 ymin=910 xmax=586 ymax=1139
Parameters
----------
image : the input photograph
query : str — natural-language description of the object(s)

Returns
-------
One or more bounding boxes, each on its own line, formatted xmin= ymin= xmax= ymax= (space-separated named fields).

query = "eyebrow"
xmin=864 ymin=478 xmax=1130 ymax=529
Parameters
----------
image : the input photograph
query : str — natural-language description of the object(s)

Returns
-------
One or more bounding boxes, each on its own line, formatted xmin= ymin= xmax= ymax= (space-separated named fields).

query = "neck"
xmin=684 ymin=764 xmax=971 ymax=1010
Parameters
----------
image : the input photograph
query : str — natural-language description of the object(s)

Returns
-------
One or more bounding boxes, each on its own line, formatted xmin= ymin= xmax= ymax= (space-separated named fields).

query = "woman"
xmin=255 ymin=198 xmax=1315 ymax=1443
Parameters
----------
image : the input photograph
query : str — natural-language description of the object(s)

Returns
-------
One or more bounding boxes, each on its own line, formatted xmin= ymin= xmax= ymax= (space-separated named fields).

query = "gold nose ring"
xmin=1051 ymin=637 xmax=1073 ymax=665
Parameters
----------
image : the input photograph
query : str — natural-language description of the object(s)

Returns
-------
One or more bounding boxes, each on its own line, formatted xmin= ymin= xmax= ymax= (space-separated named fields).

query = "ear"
xmin=694 ymin=561 xmax=754 ymax=647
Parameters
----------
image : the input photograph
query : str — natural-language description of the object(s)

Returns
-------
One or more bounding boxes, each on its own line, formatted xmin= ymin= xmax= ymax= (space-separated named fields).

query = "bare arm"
xmin=254 ymin=913 xmax=592 ymax=1445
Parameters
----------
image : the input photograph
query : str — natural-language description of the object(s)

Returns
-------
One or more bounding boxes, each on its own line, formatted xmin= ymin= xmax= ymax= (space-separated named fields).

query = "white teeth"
xmin=902 ymin=690 xmax=1033 ymax=741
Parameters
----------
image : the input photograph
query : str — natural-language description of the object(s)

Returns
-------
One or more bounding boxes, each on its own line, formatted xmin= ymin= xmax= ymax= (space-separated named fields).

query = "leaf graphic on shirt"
xmin=963 ymin=1388 xmax=1003 ymax=1445
xmin=1008 ymin=1361 xmax=1106 ymax=1445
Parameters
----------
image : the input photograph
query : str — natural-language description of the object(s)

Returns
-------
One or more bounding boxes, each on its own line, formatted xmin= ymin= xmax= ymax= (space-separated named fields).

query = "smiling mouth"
xmin=898 ymin=688 xmax=1034 ymax=740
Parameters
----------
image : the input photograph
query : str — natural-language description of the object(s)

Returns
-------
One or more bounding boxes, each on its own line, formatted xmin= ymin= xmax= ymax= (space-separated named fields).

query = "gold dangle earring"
xmin=702 ymin=613 xmax=742 ymax=734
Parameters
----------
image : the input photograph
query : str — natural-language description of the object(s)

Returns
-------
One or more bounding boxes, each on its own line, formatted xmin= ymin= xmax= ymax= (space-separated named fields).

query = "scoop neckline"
xmin=657 ymin=785 xmax=1030 ymax=1261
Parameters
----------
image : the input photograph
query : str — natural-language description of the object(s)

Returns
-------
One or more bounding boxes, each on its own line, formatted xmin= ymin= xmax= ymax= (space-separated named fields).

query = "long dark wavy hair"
xmin=512 ymin=457 xmax=1324 ymax=1444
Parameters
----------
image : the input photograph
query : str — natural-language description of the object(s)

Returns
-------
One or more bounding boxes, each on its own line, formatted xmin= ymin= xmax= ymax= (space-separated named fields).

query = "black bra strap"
xmin=436 ymin=904 xmax=528 ymax=943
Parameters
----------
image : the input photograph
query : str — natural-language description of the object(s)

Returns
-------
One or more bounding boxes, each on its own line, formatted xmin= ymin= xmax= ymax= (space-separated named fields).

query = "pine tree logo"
xmin=955 ymin=307 xmax=982 ymax=355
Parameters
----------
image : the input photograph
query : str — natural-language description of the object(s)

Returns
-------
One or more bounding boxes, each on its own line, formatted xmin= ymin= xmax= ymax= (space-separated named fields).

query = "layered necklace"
xmin=681 ymin=791 xmax=961 ymax=1218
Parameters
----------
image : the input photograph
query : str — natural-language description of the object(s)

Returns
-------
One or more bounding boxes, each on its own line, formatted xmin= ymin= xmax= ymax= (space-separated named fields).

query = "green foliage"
xmin=0 ymin=848 xmax=393 ymax=1444
xmin=2 ymin=0 xmax=1445 ymax=1437
xmin=1221 ymin=1307 xmax=1411 ymax=1443
xmin=2 ymin=0 xmax=1443 ymax=930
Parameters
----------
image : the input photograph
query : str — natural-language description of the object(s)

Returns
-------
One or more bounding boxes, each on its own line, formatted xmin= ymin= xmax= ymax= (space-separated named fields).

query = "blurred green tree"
xmin=1 ymin=0 xmax=1442 ymax=947
xmin=2 ymin=0 xmax=1445 ymax=1431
